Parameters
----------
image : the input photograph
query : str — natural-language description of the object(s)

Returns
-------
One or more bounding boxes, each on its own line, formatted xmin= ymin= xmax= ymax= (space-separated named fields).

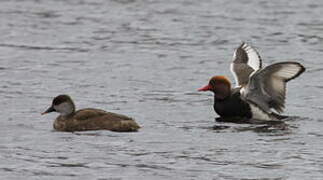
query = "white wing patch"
xmin=244 ymin=61 xmax=305 ymax=114
xmin=230 ymin=63 xmax=240 ymax=87
xmin=231 ymin=42 xmax=262 ymax=87
xmin=241 ymin=43 xmax=262 ymax=71
xmin=272 ymin=63 xmax=304 ymax=80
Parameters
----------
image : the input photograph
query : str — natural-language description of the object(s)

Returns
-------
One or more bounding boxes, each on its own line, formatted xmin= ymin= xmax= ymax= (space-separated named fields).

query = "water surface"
xmin=0 ymin=0 xmax=323 ymax=179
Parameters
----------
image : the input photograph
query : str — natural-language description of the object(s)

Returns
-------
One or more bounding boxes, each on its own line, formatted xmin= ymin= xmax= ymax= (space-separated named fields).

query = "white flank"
xmin=249 ymin=103 xmax=272 ymax=121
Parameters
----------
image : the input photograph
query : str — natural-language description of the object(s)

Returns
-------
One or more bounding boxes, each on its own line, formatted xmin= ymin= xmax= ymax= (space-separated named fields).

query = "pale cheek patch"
xmin=54 ymin=102 xmax=74 ymax=116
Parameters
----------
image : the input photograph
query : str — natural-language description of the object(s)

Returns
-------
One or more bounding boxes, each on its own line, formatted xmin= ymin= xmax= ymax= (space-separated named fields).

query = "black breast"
xmin=213 ymin=90 xmax=252 ymax=119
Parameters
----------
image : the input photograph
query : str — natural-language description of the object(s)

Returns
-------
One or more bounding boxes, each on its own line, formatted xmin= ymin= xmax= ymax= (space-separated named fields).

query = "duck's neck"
xmin=214 ymin=89 xmax=231 ymax=100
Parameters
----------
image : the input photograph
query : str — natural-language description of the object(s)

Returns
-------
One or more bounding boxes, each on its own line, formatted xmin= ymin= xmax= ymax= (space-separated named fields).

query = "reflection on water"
xmin=0 ymin=0 xmax=323 ymax=179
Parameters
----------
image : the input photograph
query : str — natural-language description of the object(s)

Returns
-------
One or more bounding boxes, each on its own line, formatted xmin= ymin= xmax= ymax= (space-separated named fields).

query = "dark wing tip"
xmin=286 ymin=62 xmax=306 ymax=82
xmin=237 ymin=42 xmax=262 ymax=69
xmin=239 ymin=41 xmax=246 ymax=48
xmin=233 ymin=42 xmax=249 ymax=64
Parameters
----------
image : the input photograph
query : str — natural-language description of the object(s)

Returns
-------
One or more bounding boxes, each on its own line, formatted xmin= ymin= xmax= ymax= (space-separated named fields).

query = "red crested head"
xmin=198 ymin=76 xmax=231 ymax=99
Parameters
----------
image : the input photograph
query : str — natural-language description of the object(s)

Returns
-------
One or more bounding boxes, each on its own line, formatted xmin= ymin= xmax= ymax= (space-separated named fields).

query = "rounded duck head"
xmin=41 ymin=94 xmax=75 ymax=117
xmin=198 ymin=76 xmax=232 ymax=99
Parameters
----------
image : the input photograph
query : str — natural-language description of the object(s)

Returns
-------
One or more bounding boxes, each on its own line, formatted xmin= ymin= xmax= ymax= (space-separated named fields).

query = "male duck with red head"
xmin=199 ymin=42 xmax=305 ymax=122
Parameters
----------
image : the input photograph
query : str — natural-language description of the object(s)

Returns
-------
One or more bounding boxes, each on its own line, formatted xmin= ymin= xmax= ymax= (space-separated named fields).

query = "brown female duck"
xmin=41 ymin=94 xmax=140 ymax=132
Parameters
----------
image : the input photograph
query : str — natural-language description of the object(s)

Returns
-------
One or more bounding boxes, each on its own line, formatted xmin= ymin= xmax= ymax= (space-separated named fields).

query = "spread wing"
xmin=242 ymin=62 xmax=305 ymax=113
xmin=230 ymin=42 xmax=262 ymax=87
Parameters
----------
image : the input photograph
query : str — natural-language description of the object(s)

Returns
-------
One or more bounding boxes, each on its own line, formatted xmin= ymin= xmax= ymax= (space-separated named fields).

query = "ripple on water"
xmin=0 ymin=0 xmax=321 ymax=179
xmin=0 ymin=43 xmax=90 ymax=52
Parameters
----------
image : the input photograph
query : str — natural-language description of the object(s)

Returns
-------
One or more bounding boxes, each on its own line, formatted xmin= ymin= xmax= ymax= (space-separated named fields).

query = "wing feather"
xmin=231 ymin=42 xmax=262 ymax=86
xmin=243 ymin=62 xmax=305 ymax=113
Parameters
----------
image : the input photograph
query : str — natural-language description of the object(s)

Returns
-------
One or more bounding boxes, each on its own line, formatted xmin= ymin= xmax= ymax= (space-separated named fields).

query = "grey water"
xmin=0 ymin=0 xmax=322 ymax=179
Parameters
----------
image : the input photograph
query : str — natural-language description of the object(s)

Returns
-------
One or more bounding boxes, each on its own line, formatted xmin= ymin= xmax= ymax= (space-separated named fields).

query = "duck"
xmin=198 ymin=42 xmax=305 ymax=122
xmin=41 ymin=94 xmax=140 ymax=132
